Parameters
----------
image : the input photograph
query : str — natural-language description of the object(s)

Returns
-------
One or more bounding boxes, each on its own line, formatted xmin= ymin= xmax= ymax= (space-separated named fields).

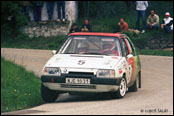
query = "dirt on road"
xmin=1 ymin=48 xmax=173 ymax=115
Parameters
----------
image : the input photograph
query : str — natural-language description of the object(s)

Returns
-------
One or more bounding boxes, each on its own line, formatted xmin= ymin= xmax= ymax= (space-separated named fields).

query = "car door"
xmin=121 ymin=36 xmax=136 ymax=86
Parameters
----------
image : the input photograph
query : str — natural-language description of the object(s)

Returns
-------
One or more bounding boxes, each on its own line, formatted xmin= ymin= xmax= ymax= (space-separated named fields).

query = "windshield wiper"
xmin=82 ymin=53 xmax=108 ymax=56
xmin=64 ymin=53 xmax=77 ymax=54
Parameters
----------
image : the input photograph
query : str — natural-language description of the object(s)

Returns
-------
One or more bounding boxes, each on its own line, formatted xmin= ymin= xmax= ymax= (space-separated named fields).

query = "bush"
xmin=1 ymin=1 xmax=28 ymax=39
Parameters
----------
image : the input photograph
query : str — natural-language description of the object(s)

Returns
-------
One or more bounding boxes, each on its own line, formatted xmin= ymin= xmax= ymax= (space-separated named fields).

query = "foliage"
xmin=1 ymin=1 xmax=28 ymax=38
xmin=136 ymin=49 xmax=173 ymax=56
xmin=1 ymin=1 xmax=173 ymax=56
xmin=1 ymin=34 xmax=66 ymax=50
xmin=78 ymin=1 xmax=173 ymax=19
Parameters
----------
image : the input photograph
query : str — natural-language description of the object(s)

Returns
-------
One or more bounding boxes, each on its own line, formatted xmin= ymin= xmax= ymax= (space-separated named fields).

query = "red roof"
xmin=69 ymin=32 xmax=122 ymax=37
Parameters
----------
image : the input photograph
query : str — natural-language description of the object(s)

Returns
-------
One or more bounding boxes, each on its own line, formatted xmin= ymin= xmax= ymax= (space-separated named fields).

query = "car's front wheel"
xmin=129 ymin=72 xmax=141 ymax=92
xmin=111 ymin=77 xmax=127 ymax=99
xmin=41 ymin=84 xmax=59 ymax=103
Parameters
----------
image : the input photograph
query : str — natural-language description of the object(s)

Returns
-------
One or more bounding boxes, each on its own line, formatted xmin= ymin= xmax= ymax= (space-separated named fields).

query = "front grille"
xmin=66 ymin=72 xmax=95 ymax=78
xmin=69 ymin=72 xmax=94 ymax=76
xmin=61 ymin=84 xmax=96 ymax=89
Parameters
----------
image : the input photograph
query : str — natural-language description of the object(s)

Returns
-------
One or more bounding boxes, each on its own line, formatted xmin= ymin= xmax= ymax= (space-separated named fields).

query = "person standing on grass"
xmin=161 ymin=12 xmax=173 ymax=33
xmin=146 ymin=10 xmax=159 ymax=30
xmin=136 ymin=1 xmax=148 ymax=33
xmin=19 ymin=1 xmax=32 ymax=21
xmin=33 ymin=1 xmax=44 ymax=22
xmin=46 ymin=1 xmax=54 ymax=21
xmin=57 ymin=1 xmax=66 ymax=22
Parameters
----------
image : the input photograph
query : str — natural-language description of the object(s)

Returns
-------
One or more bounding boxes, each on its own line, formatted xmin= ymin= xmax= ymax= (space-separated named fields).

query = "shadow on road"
xmin=55 ymin=93 xmax=121 ymax=104
xmin=1 ymin=109 xmax=46 ymax=115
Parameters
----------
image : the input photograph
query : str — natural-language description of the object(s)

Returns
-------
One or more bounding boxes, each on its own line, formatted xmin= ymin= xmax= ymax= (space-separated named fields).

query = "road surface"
xmin=1 ymin=48 xmax=173 ymax=115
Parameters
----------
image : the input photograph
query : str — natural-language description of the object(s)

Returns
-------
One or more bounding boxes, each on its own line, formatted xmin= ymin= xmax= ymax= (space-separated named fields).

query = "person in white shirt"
xmin=161 ymin=12 xmax=173 ymax=33
xmin=136 ymin=1 xmax=148 ymax=33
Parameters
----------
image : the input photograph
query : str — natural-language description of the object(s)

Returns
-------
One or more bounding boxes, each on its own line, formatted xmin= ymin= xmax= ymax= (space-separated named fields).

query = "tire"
xmin=41 ymin=84 xmax=59 ymax=103
xmin=129 ymin=72 xmax=141 ymax=92
xmin=139 ymin=72 xmax=141 ymax=88
xmin=111 ymin=77 xmax=127 ymax=99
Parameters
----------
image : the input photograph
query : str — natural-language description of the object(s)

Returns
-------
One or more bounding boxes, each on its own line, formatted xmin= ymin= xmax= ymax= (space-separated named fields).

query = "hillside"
xmin=1 ymin=1 xmax=173 ymax=53
xmin=77 ymin=1 xmax=173 ymax=50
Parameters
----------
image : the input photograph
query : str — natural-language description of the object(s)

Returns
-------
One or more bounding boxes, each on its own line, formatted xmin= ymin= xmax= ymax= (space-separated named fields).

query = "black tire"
xmin=129 ymin=72 xmax=141 ymax=92
xmin=41 ymin=84 xmax=59 ymax=103
xmin=111 ymin=77 xmax=127 ymax=99
xmin=139 ymin=72 xmax=141 ymax=88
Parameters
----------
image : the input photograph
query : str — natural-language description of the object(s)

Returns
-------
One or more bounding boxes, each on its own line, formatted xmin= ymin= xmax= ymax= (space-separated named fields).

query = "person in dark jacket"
xmin=81 ymin=20 xmax=92 ymax=32
xmin=161 ymin=12 xmax=173 ymax=33
xmin=70 ymin=23 xmax=80 ymax=33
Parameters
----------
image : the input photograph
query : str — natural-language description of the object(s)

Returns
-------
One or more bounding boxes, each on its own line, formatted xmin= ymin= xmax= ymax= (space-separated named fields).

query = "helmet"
xmin=102 ymin=41 xmax=114 ymax=50
xmin=77 ymin=42 xmax=89 ymax=53
xmin=101 ymin=41 xmax=117 ymax=54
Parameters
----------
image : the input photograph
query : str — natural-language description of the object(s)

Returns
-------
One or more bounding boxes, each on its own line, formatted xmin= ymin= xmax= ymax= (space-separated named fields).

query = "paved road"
xmin=1 ymin=48 xmax=173 ymax=115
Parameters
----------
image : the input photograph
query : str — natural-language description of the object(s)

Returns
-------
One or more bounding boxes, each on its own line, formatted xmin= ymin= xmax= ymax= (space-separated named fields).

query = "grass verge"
xmin=1 ymin=17 xmax=173 ymax=57
xmin=1 ymin=57 xmax=44 ymax=112
xmin=1 ymin=34 xmax=66 ymax=50
xmin=136 ymin=49 xmax=173 ymax=56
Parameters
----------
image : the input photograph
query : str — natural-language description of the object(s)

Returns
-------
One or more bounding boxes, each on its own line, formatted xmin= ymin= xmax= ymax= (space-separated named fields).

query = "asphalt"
xmin=1 ymin=48 xmax=173 ymax=115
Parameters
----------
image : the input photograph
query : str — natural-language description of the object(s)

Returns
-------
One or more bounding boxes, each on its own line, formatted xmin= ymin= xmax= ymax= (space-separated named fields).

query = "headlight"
xmin=43 ymin=67 xmax=61 ymax=76
xmin=97 ymin=69 xmax=115 ymax=78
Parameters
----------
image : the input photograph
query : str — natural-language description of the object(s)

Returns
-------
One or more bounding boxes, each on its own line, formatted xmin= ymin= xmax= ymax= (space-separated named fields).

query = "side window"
xmin=121 ymin=38 xmax=129 ymax=56
xmin=125 ymin=37 xmax=135 ymax=55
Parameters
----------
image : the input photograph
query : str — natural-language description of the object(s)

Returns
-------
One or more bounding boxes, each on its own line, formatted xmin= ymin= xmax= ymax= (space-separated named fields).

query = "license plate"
xmin=66 ymin=78 xmax=90 ymax=84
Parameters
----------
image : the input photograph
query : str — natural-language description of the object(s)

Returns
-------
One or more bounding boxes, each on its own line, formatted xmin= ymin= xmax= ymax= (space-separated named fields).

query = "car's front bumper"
xmin=41 ymin=75 xmax=122 ymax=93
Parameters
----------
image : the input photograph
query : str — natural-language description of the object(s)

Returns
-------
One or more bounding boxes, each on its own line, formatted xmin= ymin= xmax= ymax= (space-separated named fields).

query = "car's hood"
xmin=45 ymin=54 xmax=122 ymax=69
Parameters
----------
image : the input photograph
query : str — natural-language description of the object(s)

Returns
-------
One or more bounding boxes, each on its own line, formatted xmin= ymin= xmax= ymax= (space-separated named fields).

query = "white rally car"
xmin=41 ymin=32 xmax=141 ymax=102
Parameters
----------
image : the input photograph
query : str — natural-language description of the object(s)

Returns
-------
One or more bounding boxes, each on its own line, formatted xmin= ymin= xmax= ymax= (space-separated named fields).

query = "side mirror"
xmin=127 ymin=54 xmax=133 ymax=59
xmin=52 ymin=50 xmax=57 ymax=55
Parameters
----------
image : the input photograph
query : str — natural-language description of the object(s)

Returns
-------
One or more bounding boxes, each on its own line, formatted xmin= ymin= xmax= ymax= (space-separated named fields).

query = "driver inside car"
xmin=77 ymin=42 xmax=89 ymax=54
xmin=100 ymin=41 xmax=119 ymax=56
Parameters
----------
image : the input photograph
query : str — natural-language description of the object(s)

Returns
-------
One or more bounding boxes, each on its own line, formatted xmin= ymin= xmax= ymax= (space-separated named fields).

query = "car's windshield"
xmin=58 ymin=35 xmax=122 ymax=56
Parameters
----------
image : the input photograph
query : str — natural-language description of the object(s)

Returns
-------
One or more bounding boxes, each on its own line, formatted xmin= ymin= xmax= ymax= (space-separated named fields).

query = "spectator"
xmin=70 ymin=23 xmax=80 ymax=33
xmin=46 ymin=1 xmax=54 ymax=21
xmin=136 ymin=1 xmax=148 ymax=33
xmin=33 ymin=1 xmax=43 ymax=22
xmin=146 ymin=10 xmax=159 ymax=30
xmin=57 ymin=1 xmax=66 ymax=22
xmin=81 ymin=20 xmax=92 ymax=32
xmin=19 ymin=1 xmax=32 ymax=21
xmin=161 ymin=12 xmax=173 ymax=33
xmin=118 ymin=18 xmax=129 ymax=32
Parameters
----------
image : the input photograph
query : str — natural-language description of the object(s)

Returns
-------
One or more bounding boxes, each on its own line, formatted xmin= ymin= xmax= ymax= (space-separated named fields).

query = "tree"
xmin=1 ymin=1 xmax=27 ymax=37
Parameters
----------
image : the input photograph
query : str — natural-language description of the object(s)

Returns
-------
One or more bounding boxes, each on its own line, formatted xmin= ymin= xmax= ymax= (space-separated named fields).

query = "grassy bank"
xmin=1 ymin=57 xmax=44 ymax=112
xmin=1 ymin=30 xmax=173 ymax=57
xmin=1 ymin=34 xmax=66 ymax=50
xmin=1 ymin=16 xmax=173 ymax=57
xmin=137 ymin=49 xmax=173 ymax=56
xmin=1 ymin=1 xmax=173 ymax=57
